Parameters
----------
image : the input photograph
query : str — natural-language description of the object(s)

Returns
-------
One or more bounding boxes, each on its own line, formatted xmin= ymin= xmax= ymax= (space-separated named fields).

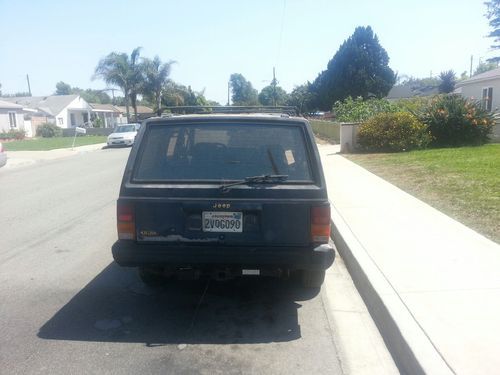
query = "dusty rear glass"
xmin=115 ymin=125 xmax=136 ymax=133
xmin=133 ymin=122 xmax=313 ymax=182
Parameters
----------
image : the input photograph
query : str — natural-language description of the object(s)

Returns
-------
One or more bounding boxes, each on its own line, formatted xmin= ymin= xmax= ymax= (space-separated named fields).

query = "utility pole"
xmin=271 ymin=67 xmax=277 ymax=107
xmin=470 ymin=55 xmax=473 ymax=78
xmin=227 ymin=81 xmax=230 ymax=106
xmin=26 ymin=74 xmax=32 ymax=96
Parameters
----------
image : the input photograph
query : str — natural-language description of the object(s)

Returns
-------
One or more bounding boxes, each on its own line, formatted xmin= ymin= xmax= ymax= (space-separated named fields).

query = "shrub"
xmin=36 ymin=123 xmax=62 ymax=138
xmin=358 ymin=112 xmax=432 ymax=152
xmin=93 ymin=117 xmax=103 ymax=128
xmin=394 ymin=96 xmax=435 ymax=115
xmin=0 ymin=129 xmax=26 ymax=140
xmin=333 ymin=96 xmax=398 ymax=122
xmin=419 ymin=94 xmax=494 ymax=146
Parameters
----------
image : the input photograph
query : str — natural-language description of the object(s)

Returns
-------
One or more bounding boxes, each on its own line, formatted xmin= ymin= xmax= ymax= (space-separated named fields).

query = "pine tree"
xmin=486 ymin=0 xmax=500 ymax=62
xmin=311 ymin=26 xmax=396 ymax=110
xmin=438 ymin=70 xmax=456 ymax=94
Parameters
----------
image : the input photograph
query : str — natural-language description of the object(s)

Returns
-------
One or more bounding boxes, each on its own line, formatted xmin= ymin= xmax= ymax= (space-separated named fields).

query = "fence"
xmin=311 ymin=116 xmax=500 ymax=149
xmin=308 ymin=120 xmax=340 ymax=143
xmin=62 ymin=128 xmax=115 ymax=137
xmin=308 ymin=119 xmax=363 ymax=152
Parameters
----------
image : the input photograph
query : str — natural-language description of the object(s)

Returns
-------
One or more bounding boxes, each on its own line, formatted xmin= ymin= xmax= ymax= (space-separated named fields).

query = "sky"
xmin=0 ymin=0 xmax=496 ymax=104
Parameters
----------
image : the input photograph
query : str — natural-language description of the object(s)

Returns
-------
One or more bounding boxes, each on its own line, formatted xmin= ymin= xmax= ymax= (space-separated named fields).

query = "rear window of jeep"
xmin=133 ymin=123 xmax=313 ymax=182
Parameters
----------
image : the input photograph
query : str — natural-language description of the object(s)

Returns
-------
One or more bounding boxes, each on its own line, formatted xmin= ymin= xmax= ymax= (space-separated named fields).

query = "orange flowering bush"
xmin=419 ymin=94 xmax=494 ymax=146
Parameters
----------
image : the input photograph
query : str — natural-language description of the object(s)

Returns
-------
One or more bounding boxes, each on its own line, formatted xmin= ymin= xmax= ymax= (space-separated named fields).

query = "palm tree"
xmin=128 ymin=47 xmax=142 ymax=121
xmin=162 ymin=80 xmax=186 ymax=107
xmin=141 ymin=56 xmax=176 ymax=115
xmin=93 ymin=47 xmax=142 ymax=122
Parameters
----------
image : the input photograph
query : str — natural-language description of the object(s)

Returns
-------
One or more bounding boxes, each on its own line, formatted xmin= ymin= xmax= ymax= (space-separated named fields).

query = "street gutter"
xmin=2 ymin=143 xmax=107 ymax=170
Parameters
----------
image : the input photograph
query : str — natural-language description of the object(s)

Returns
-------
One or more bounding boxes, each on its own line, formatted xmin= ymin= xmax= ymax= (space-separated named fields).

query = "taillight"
xmin=311 ymin=205 xmax=331 ymax=243
xmin=117 ymin=202 xmax=135 ymax=240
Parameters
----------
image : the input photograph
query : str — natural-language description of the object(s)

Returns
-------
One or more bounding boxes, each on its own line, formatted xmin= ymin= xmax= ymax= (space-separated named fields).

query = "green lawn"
xmin=346 ymin=144 xmax=500 ymax=243
xmin=2 ymin=136 xmax=107 ymax=151
xmin=309 ymin=120 xmax=340 ymax=143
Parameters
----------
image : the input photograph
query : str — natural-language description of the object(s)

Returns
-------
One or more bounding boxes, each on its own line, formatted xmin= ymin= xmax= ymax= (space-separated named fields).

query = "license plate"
xmin=202 ymin=211 xmax=243 ymax=232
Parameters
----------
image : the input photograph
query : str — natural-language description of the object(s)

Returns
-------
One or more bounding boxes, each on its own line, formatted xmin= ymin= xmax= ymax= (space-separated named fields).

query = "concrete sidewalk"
xmin=2 ymin=143 xmax=107 ymax=169
xmin=319 ymin=144 xmax=500 ymax=375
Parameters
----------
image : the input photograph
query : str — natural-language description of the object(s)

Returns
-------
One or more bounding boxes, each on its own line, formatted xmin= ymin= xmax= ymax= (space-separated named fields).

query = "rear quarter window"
xmin=133 ymin=122 xmax=314 ymax=182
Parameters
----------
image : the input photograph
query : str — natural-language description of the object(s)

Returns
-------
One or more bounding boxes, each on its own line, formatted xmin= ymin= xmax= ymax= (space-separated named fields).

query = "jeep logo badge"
xmin=212 ymin=203 xmax=231 ymax=209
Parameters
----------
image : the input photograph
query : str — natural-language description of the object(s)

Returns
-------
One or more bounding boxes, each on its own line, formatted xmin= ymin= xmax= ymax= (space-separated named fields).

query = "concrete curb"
xmin=330 ymin=204 xmax=454 ymax=375
xmin=3 ymin=143 xmax=107 ymax=170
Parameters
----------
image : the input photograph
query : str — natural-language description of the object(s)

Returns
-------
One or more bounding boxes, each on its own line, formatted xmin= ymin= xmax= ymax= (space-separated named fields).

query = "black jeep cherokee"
xmin=112 ymin=112 xmax=334 ymax=288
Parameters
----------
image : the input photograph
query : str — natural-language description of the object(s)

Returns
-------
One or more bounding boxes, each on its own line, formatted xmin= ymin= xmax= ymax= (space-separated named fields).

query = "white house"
xmin=115 ymin=105 xmax=154 ymax=121
xmin=89 ymin=103 xmax=122 ymax=128
xmin=1 ymin=95 xmax=92 ymax=129
xmin=455 ymin=68 xmax=500 ymax=111
xmin=0 ymin=99 xmax=25 ymax=133
xmin=455 ymin=68 xmax=500 ymax=141
xmin=386 ymin=84 xmax=439 ymax=101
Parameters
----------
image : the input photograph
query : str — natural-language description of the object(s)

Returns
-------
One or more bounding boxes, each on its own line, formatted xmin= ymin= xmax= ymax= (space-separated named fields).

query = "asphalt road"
xmin=0 ymin=148 xmax=396 ymax=375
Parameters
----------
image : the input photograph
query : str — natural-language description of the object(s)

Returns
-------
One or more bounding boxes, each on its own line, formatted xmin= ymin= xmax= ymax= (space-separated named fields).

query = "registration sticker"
xmin=202 ymin=211 xmax=243 ymax=232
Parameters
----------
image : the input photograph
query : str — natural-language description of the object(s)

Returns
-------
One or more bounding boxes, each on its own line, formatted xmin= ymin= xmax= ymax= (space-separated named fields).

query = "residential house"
xmin=455 ymin=68 xmax=500 ymax=141
xmin=115 ymin=105 xmax=154 ymax=121
xmin=386 ymin=84 xmax=439 ymax=101
xmin=455 ymin=68 xmax=500 ymax=111
xmin=0 ymin=99 xmax=26 ymax=133
xmin=89 ymin=103 xmax=122 ymax=128
xmin=1 ymin=95 xmax=93 ymax=132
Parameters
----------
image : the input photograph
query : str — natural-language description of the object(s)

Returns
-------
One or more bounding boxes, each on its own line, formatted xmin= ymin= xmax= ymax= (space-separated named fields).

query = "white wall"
xmin=24 ymin=119 xmax=33 ymax=137
xmin=492 ymin=124 xmax=500 ymax=142
xmin=459 ymin=78 xmax=500 ymax=111
xmin=459 ymin=78 xmax=500 ymax=142
xmin=54 ymin=96 xmax=92 ymax=128
xmin=0 ymin=109 xmax=25 ymax=133
xmin=55 ymin=107 xmax=68 ymax=128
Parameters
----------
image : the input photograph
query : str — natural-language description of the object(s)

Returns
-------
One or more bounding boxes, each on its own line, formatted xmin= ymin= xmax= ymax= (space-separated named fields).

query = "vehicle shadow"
xmin=38 ymin=263 xmax=318 ymax=346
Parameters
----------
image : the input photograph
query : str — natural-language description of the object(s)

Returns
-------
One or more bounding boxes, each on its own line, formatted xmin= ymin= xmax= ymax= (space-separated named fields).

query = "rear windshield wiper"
xmin=220 ymin=174 xmax=289 ymax=192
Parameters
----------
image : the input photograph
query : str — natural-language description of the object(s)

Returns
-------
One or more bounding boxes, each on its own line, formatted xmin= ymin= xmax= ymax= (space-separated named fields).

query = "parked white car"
xmin=0 ymin=143 xmax=7 ymax=168
xmin=107 ymin=124 xmax=140 ymax=147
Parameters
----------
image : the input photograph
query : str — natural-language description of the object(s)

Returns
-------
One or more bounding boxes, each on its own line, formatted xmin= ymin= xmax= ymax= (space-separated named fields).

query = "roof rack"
xmin=161 ymin=106 xmax=298 ymax=116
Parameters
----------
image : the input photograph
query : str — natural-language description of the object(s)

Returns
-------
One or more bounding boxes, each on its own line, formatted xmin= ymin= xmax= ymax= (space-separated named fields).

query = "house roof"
xmin=89 ymin=103 xmax=121 ymax=112
xmin=457 ymin=67 xmax=500 ymax=86
xmin=386 ymin=85 xmax=414 ymax=99
xmin=116 ymin=105 xmax=154 ymax=114
xmin=0 ymin=95 xmax=79 ymax=116
xmin=386 ymin=84 xmax=439 ymax=100
xmin=0 ymin=99 xmax=23 ymax=109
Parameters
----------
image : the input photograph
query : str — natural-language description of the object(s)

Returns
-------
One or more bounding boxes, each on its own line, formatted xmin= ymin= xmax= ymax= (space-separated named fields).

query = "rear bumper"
xmin=107 ymin=139 xmax=133 ymax=146
xmin=112 ymin=240 xmax=335 ymax=270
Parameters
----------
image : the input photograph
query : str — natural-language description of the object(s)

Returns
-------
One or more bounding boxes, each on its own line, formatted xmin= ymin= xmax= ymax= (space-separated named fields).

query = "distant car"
xmin=107 ymin=124 xmax=140 ymax=147
xmin=112 ymin=111 xmax=335 ymax=288
xmin=0 ymin=143 xmax=7 ymax=168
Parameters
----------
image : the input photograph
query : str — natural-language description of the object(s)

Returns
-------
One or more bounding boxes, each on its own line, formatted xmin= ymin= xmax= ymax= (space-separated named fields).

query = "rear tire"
xmin=138 ymin=267 xmax=165 ymax=286
xmin=302 ymin=268 xmax=326 ymax=288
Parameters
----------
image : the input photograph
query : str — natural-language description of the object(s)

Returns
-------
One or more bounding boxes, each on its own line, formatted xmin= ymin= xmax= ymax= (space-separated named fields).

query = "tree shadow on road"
xmin=38 ymin=262 xmax=319 ymax=346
